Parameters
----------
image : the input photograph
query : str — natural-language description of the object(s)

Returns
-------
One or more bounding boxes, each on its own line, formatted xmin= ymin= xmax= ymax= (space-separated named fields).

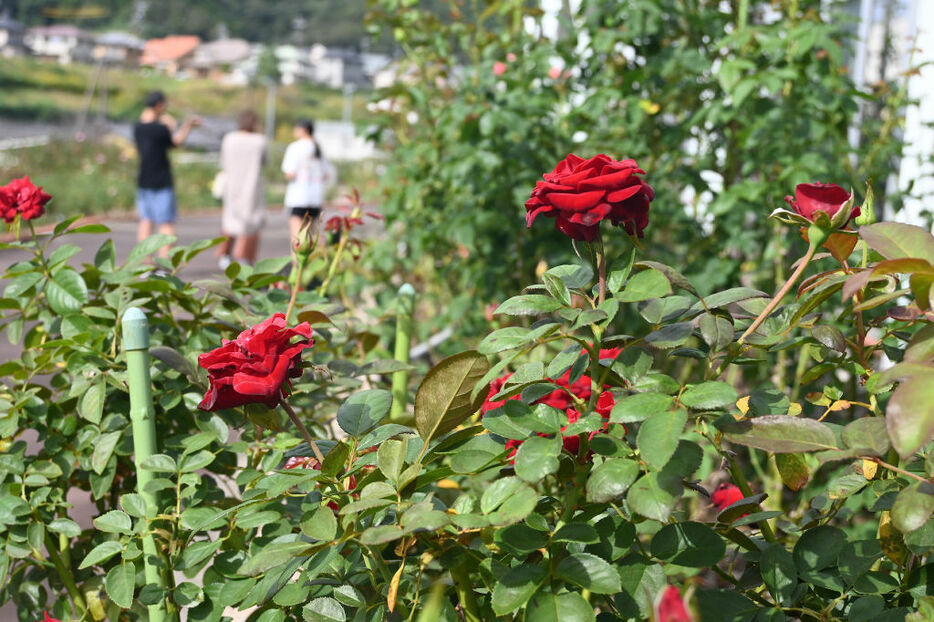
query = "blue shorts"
xmin=136 ymin=188 xmax=176 ymax=224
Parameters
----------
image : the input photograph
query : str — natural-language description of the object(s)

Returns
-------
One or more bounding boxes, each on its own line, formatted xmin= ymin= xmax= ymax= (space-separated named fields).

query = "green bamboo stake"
xmin=390 ymin=283 xmax=415 ymax=421
xmin=122 ymin=307 xmax=167 ymax=622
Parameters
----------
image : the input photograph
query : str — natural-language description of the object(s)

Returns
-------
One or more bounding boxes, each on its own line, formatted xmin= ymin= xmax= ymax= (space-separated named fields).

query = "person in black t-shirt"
xmin=133 ymin=91 xmax=201 ymax=258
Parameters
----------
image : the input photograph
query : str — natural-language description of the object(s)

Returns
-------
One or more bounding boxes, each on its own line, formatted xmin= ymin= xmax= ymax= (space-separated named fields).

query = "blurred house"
xmin=309 ymin=44 xmax=366 ymax=88
xmin=25 ymin=24 xmax=93 ymax=64
xmin=190 ymin=38 xmax=251 ymax=80
xmin=141 ymin=35 xmax=201 ymax=75
xmin=0 ymin=13 xmax=25 ymax=57
xmin=93 ymin=31 xmax=144 ymax=67
xmin=275 ymin=45 xmax=310 ymax=85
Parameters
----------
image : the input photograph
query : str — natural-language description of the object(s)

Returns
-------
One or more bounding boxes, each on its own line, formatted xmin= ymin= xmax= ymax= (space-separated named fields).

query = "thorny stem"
xmin=596 ymin=236 xmax=607 ymax=306
xmin=739 ymin=243 xmax=817 ymax=344
xmin=280 ymin=400 xmax=325 ymax=463
xmin=319 ymin=206 xmax=361 ymax=296
xmin=44 ymin=531 xmax=87 ymax=615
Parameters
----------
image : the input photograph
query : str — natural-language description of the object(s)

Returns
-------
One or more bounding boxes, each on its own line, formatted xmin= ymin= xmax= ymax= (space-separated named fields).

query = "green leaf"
xmin=892 ymin=482 xmax=934 ymax=534
xmin=78 ymin=381 xmax=105 ymax=424
xmin=760 ymin=544 xmax=798 ymax=606
xmin=610 ymin=393 xmax=673 ymax=424
xmin=514 ymin=435 xmax=561 ymax=483
xmin=627 ymin=473 xmax=680 ymax=522
xmin=496 ymin=294 xmax=563 ymax=316
xmin=543 ymin=272 xmax=572 ymax=306
xmin=689 ymin=287 xmax=768 ymax=314
xmin=886 ymin=375 xmax=934 ymax=459
xmin=45 ymin=268 xmax=89 ymax=315
xmin=546 ymin=263 xmax=594 ymax=289
xmin=555 ymin=553 xmax=621 ymax=594
xmin=302 ymin=505 xmax=338 ymax=541
xmin=586 ymin=458 xmax=640 ymax=504
xmin=698 ymin=313 xmax=734 ymax=352
xmin=141 ymin=453 xmax=177 ymax=473
xmin=637 ymin=409 xmax=687 ymax=470
xmin=680 ymin=382 xmax=737 ymax=410
xmin=80 ymin=541 xmax=122 ymax=569
xmin=616 ymin=269 xmax=671 ymax=302
xmin=651 ymin=521 xmax=725 ymax=568
xmin=841 ymin=417 xmax=891 ymax=457
xmin=636 ymin=261 xmax=700 ymax=298
xmin=105 ymin=561 xmax=136 ymax=609
xmin=127 ymin=234 xmax=176 ymax=265
xmin=860 ymin=222 xmax=934 ymax=264
xmin=93 ymin=510 xmax=132 ymax=534
xmin=414 ymin=351 xmax=490 ymax=442
xmin=552 ymin=523 xmax=600 ymax=544
xmin=377 ymin=438 xmax=407 ymax=484
xmin=91 ymin=430 xmax=122 ymax=475
xmin=48 ymin=518 xmax=82 ymax=539
xmin=792 ymin=525 xmax=845 ymax=572
xmin=337 ymin=389 xmax=392 ymax=437
xmin=303 ymin=596 xmax=346 ymax=621
xmin=239 ymin=541 xmax=314 ymax=575
xmin=491 ymin=564 xmax=547 ymax=615
xmin=525 ymin=589 xmax=596 ymax=622
xmin=644 ymin=322 xmax=693 ymax=349
xmin=722 ymin=415 xmax=838 ymax=453
xmin=482 ymin=476 xmax=538 ymax=526
xmin=359 ymin=525 xmax=404 ymax=545
xmin=150 ymin=346 xmax=200 ymax=382
xmin=478 ymin=327 xmax=530 ymax=354
xmin=775 ymin=453 xmax=809 ymax=491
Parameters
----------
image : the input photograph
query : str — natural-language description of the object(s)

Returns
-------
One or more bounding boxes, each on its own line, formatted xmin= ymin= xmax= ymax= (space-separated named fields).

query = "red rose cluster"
xmin=481 ymin=348 xmax=620 ymax=459
xmin=0 ymin=176 xmax=52 ymax=223
xmin=198 ymin=313 xmax=314 ymax=411
xmin=526 ymin=154 xmax=654 ymax=241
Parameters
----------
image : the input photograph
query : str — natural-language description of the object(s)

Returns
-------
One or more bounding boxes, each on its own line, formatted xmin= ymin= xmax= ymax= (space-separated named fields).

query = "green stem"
xmin=450 ymin=564 xmax=483 ymax=622
xmin=280 ymin=400 xmax=325 ymax=463
xmin=44 ymin=532 xmax=86 ymax=615
xmin=318 ymin=207 xmax=360 ymax=296
xmin=727 ymin=456 xmax=777 ymax=542
xmin=738 ymin=243 xmax=817 ymax=344
xmin=285 ymin=256 xmax=306 ymax=324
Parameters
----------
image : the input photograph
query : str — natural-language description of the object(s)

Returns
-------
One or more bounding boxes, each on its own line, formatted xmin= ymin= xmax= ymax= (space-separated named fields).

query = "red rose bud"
xmin=783 ymin=182 xmax=859 ymax=229
xmin=197 ymin=313 xmax=313 ymax=411
xmin=658 ymin=586 xmax=692 ymax=622
xmin=493 ymin=61 xmax=507 ymax=76
xmin=526 ymin=154 xmax=654 ymax=241
xmin=711 ymin=482 xmax=745 ymax=512
xmin=0 ymin=176 xmax=52 ymax=223
xmin=43 ymin=613 xmax=61 ymax=622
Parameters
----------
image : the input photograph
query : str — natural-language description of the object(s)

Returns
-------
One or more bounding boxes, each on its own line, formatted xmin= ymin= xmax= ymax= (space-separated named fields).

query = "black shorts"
xmin=290 ymin=206 xmax=322 ymax=220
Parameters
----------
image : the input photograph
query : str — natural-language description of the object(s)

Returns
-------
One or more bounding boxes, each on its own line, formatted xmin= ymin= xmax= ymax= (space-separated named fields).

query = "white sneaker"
xmin=219 ymin=255 xmax=232 ymax=270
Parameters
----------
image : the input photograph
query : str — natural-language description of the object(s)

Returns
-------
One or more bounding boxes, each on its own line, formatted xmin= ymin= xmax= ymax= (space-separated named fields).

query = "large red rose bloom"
xmin=0 ymin=176 xmax=52 ymax=223
xmin=526 ymin=154 xmax=654 ymax=241
xmin=198 ymin=313 xmax=314 ymax=411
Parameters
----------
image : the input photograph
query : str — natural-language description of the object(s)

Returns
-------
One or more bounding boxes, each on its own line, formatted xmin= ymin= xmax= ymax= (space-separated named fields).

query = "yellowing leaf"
xmin=861 ymin=459 xmax=878 ymax=480
xmin=639 ymin=99 xmax=660 ymax=114
xmin=736 ymin=396 xmax=750 ymax=417
xmin=387 ymin=553 xmax=406 ymax=612
xmin=878 ymin=511 xmax=908 ymax=565
xmin=787 ymin=402 xmax=803 ymax=416
xmin=436 ymin=478 xmax=460 ymax=489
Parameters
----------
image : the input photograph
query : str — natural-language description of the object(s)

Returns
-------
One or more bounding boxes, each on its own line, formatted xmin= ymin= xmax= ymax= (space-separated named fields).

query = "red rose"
xmin=711 ymin=482 xmax=745 ymax=512
xmin=493 ymin=61 xmax=507 ymax=76
xmin=658 ymin=586 xmax=692 ymax=622
xmin=197 ymin=313 xmax=314 ymax=411
xmin=783 ymin=183 xmax=858 ymax=225
xmin=526 ymin=154 xmax=654 ymax=241
xmin=0 ymin=176 xmax=52 ymax=223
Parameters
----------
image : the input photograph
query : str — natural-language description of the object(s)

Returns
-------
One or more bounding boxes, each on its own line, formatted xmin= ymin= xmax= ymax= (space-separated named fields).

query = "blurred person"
xmin=133 ymin=90 xmax=201 ymax=260
xmin=281 ymin=119 xmax=335 ymax=250
xmin=217 ymin=110 xmax=267 ymax=267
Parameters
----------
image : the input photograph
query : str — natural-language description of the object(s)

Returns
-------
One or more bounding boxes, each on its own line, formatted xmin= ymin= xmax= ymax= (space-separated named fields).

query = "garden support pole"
xmin=390 ymin=283 xmax=415 ymax=421
xmin=122 ymin=307 xmax=166 ymax=622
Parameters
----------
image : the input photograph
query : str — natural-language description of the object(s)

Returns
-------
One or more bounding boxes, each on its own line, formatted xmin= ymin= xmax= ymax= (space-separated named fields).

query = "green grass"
xmin=0 ymin=56 xmax=372 ymax=126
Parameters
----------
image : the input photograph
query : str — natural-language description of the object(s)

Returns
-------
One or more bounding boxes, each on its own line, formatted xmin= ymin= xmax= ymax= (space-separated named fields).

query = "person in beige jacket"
xmin=218 ymin=110 xmax=267 ymax=266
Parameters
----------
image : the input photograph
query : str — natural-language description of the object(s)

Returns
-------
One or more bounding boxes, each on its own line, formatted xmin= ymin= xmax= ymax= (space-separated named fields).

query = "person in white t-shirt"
xmin=281 ymin=119 xmax=335 ymax=249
